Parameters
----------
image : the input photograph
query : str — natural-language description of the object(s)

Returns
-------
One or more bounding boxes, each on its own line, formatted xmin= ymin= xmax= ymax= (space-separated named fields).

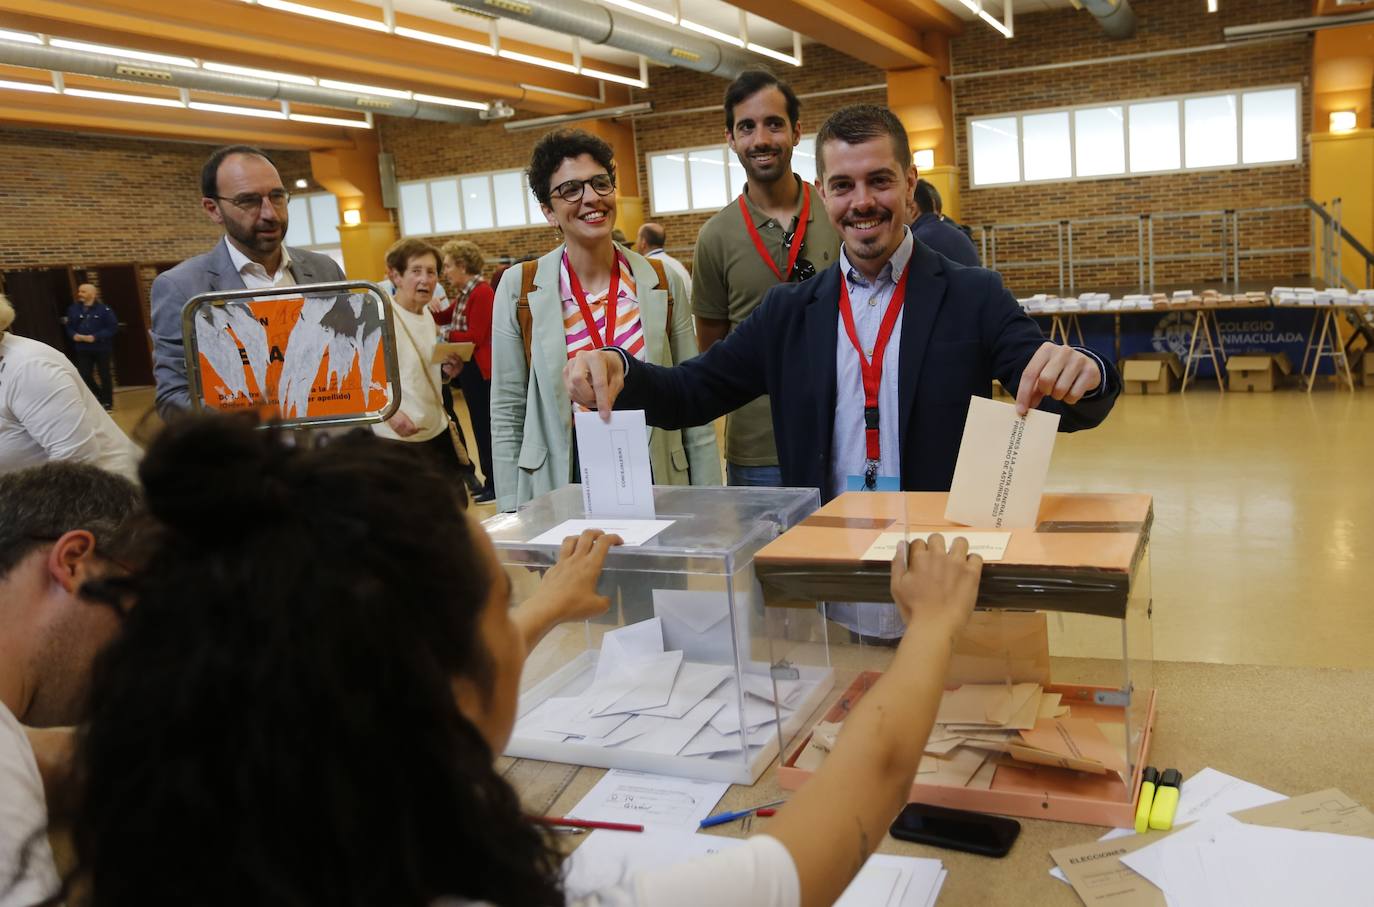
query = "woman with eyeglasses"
xmin=489 ymin=129 xmax=721 ymax=512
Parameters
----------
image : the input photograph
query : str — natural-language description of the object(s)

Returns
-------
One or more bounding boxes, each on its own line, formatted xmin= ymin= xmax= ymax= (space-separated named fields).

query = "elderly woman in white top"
xmin=0 ymin=295 xmax=140 ymax=479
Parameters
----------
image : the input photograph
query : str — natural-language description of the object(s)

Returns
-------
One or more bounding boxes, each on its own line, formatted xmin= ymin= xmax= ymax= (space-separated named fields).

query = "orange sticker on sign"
xmin=194 ymin=294 xmax=389 ymax=419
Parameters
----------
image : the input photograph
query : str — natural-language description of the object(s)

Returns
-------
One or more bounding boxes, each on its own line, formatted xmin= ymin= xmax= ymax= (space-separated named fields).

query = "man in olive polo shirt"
xmin=692 ymin=70 xmax=841 ymax=487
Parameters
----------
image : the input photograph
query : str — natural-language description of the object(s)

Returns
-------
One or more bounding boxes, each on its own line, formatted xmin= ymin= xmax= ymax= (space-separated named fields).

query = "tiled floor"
xmin=110 ymin=384 xmax=1374 ymax=671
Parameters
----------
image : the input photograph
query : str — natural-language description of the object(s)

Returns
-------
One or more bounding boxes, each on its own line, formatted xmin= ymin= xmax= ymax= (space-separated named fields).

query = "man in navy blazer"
xmin=565 ymin=105 xmax=1118 ymax=498
xmin=150 ymin=145 xmax=344 ymax=419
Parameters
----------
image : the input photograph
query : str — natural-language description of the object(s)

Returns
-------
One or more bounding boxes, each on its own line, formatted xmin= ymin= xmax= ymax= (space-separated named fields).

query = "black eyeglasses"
xmin=550 ymin=174 xmax=615 ymax=203
xmin=214 ymin=189 xmax=291 ymax=211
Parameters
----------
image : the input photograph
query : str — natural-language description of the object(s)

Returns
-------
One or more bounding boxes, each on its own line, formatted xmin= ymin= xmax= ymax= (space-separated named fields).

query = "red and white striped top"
xmin=559 ymin=253 xmax=646 ymax=361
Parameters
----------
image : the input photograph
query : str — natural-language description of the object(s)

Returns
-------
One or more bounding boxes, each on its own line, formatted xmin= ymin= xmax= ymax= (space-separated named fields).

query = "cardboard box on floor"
xmin=1121 ymin=353 xmax=1183 ymax=395
xmin=1228 ymin=351 xmax=1292 ymax=392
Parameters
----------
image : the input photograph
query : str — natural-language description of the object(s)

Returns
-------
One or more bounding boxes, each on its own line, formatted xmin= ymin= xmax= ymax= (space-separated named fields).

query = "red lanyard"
xmin=738 ymin=183 xmax=811 ymax=282
xmin=838 ymin=263 xmax=910 ymax=474
xmin=564 ymin=249 xmax=622 ymax=349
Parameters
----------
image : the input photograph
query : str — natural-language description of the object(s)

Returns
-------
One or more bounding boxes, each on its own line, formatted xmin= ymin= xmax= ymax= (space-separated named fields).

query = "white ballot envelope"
xmin=575 ymin=409 xmax=657 ymax=519
xmin=653 ymin=590 xmax=735 ymax=664
xmin=945 ymin=396 xmax=1059 ymax=529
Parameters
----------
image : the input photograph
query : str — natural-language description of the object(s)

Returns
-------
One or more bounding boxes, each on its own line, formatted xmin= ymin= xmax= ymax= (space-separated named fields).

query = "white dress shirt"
xmin=224 ymin=236 xmax=294 ymax=290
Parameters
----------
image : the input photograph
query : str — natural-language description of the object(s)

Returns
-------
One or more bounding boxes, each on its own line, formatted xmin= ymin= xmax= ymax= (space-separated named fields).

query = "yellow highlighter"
xmin=1148 ymin=768 xmax=1183 ymax=831
xmin=1134 ymin=766 xmax=1159 ymax=834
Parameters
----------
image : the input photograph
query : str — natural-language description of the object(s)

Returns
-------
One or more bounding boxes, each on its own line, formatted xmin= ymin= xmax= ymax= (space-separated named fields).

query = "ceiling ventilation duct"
xmin=1080 ymin=0 xmax=1137 ymax=39
xmin=441 ymin=0 xmax=755 ymax=78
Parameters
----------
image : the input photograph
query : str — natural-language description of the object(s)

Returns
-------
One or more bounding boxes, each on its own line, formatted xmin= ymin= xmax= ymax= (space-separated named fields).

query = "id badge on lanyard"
xmin=839 ymin=266 xmax=909 ymax=492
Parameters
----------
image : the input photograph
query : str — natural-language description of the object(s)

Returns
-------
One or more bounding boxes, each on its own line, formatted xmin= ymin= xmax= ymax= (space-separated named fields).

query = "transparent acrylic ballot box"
xmin=484 ymin=484 xmax=822 ymax=784
xmin=756 ymin=492 xmax=1155 ymax=827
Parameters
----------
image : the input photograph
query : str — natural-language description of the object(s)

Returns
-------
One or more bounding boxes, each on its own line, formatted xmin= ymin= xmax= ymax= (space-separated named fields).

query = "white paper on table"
xmin=834 ymin=865 xmax=901 ymax=907
xmin=653 ymin=590 xmax=735 ymax=664
xmin=567 ymin=770 xmax=730 ymax=831
xmin=861 ymin=530 xmax=1011 ymax=562
xmin=612 ymin=699 xmax=725 ymax=756
xmin=1203 ymin=822 xmax=1374 ymax=907
xmin=1120 ymin=815 xmax=1239 ymax=907
xmin=575 ymin=409 xmax=656 ymax=518
xmin=624 ymin=663 xmax=732 ymax=719
xmin=1175 ymin=767 xmax=1286 ymax=825
xmin=945 ymin=396 xmax=1059 ymax=529
xmin=867 ymin=854 xmax=946 ymax=907
xmin=526 ymin=517 xmax=674 ymax=548
xmin=562 ymin=829 xmax=744 ymax=900
xmin=924 ymin=869 xmax=947 ymax=907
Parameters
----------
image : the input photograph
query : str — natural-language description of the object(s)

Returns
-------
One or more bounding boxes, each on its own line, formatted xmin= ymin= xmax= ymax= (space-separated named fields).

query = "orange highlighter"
xmin=1134 ymin=766 xmax=1159 ymax=834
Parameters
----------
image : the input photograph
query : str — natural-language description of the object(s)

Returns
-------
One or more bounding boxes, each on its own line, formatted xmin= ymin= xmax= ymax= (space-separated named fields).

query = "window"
xmin=396 ymin=169 xmax=545 ymax=236
xmin=647 ymin=135 xmax=818 ymax=215
xmin=285 ymin=191 xmax=342 ymax=248
xmin=968 ymin=84 xmax=1300 ymax=188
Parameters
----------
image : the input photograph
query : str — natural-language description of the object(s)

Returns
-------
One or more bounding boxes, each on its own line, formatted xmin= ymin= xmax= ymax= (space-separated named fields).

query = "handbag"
xmin=392 ymin=307 xmax=472 ymax=467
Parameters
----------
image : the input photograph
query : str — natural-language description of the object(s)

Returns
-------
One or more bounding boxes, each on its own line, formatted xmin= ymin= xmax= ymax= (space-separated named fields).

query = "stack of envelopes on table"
xmin=513 ymin=617 xmax=809 ymax=760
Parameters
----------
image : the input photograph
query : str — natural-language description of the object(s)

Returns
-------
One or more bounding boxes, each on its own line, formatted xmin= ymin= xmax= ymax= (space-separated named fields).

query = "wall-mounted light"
xmin=295 ymin=178 xmax=308 ymax=189
xmin=342 ymin=208 xmax=363 ymax=226
xmin=913 ymin=149 xmax=936 ymax=170
xmin=1330 ymin=110 xmax=1357 ymax=133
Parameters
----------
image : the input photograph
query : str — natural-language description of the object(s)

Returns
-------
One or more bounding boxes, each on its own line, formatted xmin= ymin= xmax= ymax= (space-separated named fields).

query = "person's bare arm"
xmin=766 ymin=536 xmax=981 ymax=907
xmin=694 ymin=316 xmax=730 ymax=354
xmin=512 ymin=529 xmax=622 ymax=654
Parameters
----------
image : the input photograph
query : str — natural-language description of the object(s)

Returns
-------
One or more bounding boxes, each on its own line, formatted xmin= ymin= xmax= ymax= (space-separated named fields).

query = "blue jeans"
xmin=726 ymin=463 xmax=783 ymax=487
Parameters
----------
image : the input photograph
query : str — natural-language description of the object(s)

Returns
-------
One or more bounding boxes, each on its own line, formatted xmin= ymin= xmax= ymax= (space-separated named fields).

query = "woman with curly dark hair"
xmin=46 ymin=414 xmax=981 ymax=907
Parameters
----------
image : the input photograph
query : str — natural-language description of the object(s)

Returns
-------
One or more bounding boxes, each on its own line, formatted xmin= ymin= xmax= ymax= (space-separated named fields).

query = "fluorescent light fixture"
xmin=913 ymin=149 xmax=935 ymax=170
xmin=290 ymin=112 xmax=371 ymax=128
xmin=202 ymin=61 xmax=317 ymax=85
xmin=0 ymin=29 xmax=42 ymax=45
xmin=601 ymin=0 xmax=677 ymax=24
xmin=1330 ymin=110 xmax=1357 ymax=133
xmin=394 ymin=25 xmax=495 ymax=55
xmin=497 ymin=49 xmax=579 ymax=73
xmin=256 ymin=0 xmax=387 ymax=31
xmin=679 ymin=19 xmax=744 ymax=47
xmin=50 ymin=38 xmax=196 ymax=67
xmin=412 ymin=92 xmax=489 ymax=110
xmin=65 ymin=88 xmax=186 ymax=107
xmin=189 ymin=100 xmax=288 ymax=119
xmin=342 ymin=208 xmax=362 ymax=226
xmin=318 ymin=78 xmax=411 ymax=99
xmin=579 ymin=66 xmax=646 ymax=87
xmin=0 ymin=78 xmax=57 ymax=94
xmin=978 ymin=9 xmax=1013 ymax=38
xmin=746 ymin=42 xmax=799 ymax=65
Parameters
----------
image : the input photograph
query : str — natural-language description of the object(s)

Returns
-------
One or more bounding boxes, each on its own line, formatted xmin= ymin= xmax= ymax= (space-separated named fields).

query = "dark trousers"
xmin=459 ymin=366 xmax=493 ymax=493
xmin=74 ymin=349 xmax=113 ymax=408
xmin=439 ymin=383 xmax=480 ymax=489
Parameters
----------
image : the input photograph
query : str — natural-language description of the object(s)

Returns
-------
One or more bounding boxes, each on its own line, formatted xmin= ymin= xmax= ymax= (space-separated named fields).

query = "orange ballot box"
xmin=755 ymin=492 xmax=1156 ymax=827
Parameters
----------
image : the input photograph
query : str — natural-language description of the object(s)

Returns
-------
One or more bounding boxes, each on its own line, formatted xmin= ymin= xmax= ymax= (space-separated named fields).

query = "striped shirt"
xmin=560 ymin=253 xmax=646 ymax=361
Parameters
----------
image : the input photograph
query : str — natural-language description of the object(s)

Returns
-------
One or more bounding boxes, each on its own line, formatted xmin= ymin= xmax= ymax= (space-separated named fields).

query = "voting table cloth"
xmin=755 ymin=492 xmax=1156 ymax=826
xmin=484 ymin=485 xmax=823 ymax=784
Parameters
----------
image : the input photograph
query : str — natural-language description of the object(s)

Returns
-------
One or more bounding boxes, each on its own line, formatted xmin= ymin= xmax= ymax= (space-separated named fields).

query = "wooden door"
xmin=0 ymin=267 xmax=74 ymax=349
xmin=87 ymin=264 xmax=154 ymax=386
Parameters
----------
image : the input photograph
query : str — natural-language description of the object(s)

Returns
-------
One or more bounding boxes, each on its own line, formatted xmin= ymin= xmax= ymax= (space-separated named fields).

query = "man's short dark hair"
xmin=639 ymin=224 xmax=665 ymax=248
xmin=724 ymin=70 xmax=801 ymax=132
xmin=0 ymin=463 xmax=142 ymax=579
xmin=200 ymin=145 xmax=277 ymax=199
xmin=914 ymin=179 xmax=941 ymax=216
xmin=526 ymin=129 xmax=617 ymax=208
xmin=815 ymin=105 xmax=912 ymax=179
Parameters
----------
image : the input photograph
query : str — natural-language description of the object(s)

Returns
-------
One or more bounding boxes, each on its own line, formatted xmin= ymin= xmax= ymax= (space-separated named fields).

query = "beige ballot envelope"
xmin=431 ymin=341 xmax=475 ymax=364
xmin=946 ymin=611 xmax=1051 ymax=686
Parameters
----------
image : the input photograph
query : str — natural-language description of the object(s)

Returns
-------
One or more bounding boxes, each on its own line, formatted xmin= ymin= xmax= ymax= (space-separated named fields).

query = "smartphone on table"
xmin=889 ymin=802 xmax=1020 ymax=857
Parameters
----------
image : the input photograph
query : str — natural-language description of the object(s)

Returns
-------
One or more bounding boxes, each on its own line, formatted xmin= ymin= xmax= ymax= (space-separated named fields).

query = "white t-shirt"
xmin=0 ymin=702 xmax=60 ymax=907
xmin=0 ymin=333 xmax=141 ymax=480
xmin=372 ymin=302 xmax=446 ymax=443
xmin=437 ymin=834 xmax=799 ymax=907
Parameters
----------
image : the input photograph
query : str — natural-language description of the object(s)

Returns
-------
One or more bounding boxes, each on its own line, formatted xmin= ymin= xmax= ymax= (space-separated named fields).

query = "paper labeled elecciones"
xmin=526 ymin=518 xmax=674 ymax=548
xmin=945 ymin=396 xmax=1059 ymax=529
xmin=860 ymin=531 xmax=1010 ymax=562
xmin=575 ymin=409 xmax=656 ymax=518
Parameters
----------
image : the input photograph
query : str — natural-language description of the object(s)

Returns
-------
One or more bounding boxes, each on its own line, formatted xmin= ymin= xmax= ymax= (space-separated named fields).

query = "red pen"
xmin=530 ymin=815 xmax=645 ymax=833
xmin=755 ymin=808 xmax=778 ymax=817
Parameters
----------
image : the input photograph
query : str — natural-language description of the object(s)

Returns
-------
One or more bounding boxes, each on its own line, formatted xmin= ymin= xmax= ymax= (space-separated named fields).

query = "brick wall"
xmin=376 ymin=44 xmax=885 ymax=270
xmin=951 ymin=0 xmax=1315 ymax=294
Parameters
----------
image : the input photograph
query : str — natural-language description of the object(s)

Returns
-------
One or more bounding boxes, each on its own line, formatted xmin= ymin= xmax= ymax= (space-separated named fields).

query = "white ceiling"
xmin=354 ymin=0 xmax=800 ymax=69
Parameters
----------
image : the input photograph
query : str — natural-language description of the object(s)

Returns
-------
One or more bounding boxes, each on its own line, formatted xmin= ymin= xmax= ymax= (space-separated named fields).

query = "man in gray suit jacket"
xmin=151 ymin=145 xmax=345 ymax=418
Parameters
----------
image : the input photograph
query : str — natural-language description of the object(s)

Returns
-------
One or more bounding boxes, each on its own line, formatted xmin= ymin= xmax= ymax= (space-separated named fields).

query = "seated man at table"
xmin=565 ymin=104 xmax=1119 ymax=641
